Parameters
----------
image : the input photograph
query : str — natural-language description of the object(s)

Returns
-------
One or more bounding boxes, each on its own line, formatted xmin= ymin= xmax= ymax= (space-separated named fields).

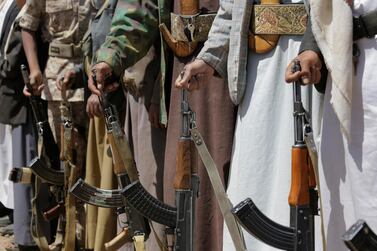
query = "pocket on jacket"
xmin=46 ymin=0 xmax=73 ymax=13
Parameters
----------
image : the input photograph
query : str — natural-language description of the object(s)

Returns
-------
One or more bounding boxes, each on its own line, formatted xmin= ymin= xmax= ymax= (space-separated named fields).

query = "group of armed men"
xmin=0 ymin=0 xmax=376 ymax=250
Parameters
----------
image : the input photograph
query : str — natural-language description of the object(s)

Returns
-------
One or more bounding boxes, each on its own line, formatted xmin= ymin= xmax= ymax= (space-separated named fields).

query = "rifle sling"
xmin=304 ymin=133 xmax=327 ymax=251
xmin=62 ymin=127 xmax=77 ymax=251
xmin=31 ymin=176 xmax=51 ymax=251
xmin=190 ymin=127 xmax=247 ymax=251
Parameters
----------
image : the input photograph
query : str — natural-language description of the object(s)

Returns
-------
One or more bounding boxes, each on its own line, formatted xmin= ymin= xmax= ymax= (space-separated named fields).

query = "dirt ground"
xmin=0 ymin=234 xmax=16 ymax=251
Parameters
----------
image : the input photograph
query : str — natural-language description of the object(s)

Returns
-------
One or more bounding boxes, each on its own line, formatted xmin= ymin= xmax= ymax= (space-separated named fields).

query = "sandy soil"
xmin=0 ymin=234 xmax=16 ymax=251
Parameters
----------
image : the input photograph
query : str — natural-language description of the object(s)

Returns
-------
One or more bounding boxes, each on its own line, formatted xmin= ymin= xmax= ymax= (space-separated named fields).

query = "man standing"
xmin=88 ymin=0 xmax=170 ymax=249
xmin=19 ymin=0 xmax=93 ymax=249
xmin=161 ymin=0 xmax=237 ymax=250
xmin=176 ymin=0 xmax=316 ymax=250
xmin=286 ymin=0 xmax=377 ymax=250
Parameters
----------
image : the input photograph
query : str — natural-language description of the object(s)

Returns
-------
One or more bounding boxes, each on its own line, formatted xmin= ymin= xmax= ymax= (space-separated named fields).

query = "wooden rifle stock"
xmin=105 ymin=228 xmax=132 ymax=251
xmin=174 ymin=140 xmax=193 ymax=189
xmin=288 ymin=147 xmax=316 ymax=206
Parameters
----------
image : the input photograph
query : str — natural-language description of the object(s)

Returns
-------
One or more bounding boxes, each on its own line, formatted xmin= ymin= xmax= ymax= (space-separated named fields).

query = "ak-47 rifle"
xmin=70 ymin=178 xmax=123 ymax=208
xmin=9 ymin=65 xmax=63 ymax=186
xmin=231 ymin=60 xmax=319 ymax=250
xmin=342 ymin=220 xmax=377 ymax=251
xmin=101 ymin=89 xmax=151 ymax=250
xmin=172 ymin=89 xmax=199 ymax=251
xmin=9 ymin=65 xmax=65 ymax=251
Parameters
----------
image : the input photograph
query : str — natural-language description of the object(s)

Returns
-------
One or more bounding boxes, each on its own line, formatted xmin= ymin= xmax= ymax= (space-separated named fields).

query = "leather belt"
xmin=251 ymin=4 xmax=307 ymax=35
xmin=49 ymin=42 xmax=82 ymax=58
xmin=353 ymin=10 xmax=377 ymax=40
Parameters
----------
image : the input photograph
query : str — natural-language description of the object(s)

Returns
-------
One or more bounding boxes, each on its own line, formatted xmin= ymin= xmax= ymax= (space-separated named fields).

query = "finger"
xmin=176 ymin=66 xmax=195 ymax=89
xmin=187 ymin=77 xmax=199 ymax=92
xmin=94 ymin=104 xmax=102 ymax=117
xmin=285 ymin=71 xmax=302 ymax=83
xmin=86 ymin=103 xmax=93 ymax=118
xmin=37 ymin=84 xmax=44 ymax=94
xmin=313 ymin=68 xmax=322 ymax=84
xmin=299 ymin=61 xmax=312 ymax=85
xmin=88 ymin=75 xmax=101 ymax=96
xmin=23 ymin=86 xmax=31 ymax=97
xmin=105 ymin=82 xmax=120 ymax=93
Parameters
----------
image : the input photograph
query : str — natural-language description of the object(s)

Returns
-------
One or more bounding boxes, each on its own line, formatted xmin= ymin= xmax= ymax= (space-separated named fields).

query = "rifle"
xmin=70 ymin=178 xmax=123 ymax=208
xmin=11 ymin=65 xmax=65 ymax=251
xmin=343 ymin=220 xmax=377 ymax=251
xmin=9 ymin=65 xmax=62 ymax=186
xmin=172 ymin=89 xmax=199 ymax=251
xmin=232 ymin=60 xmax=318 ymax=250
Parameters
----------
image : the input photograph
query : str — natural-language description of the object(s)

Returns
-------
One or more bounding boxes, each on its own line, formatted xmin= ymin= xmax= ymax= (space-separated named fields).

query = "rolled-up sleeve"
xmin=196 ymin=0 xmax=233 ymax=80
xmin=94 ymin=0 xmax=159 ymax=78
xmin=19 ymin=0 xmax=44 ymax=31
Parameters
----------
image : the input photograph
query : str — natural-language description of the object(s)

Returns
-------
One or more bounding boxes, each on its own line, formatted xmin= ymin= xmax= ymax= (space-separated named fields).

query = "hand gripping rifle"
xmin=159 ymin=0 xmax=199 ymax=57
xmin=231 ymin=60 xmax=319 ymax=251
xmin=121 ymin=88 xmax=199 ymax=251
xmin=9 ymin=65 xmax=63 ymax=186
xmin=102 ymin=90 xmax=152 ymax=250
xmin=342 ymin=220 xmax=377 ymax=251
xmin=10 ymin=65 xmax=65 ymax=251
xmin=170 ymin=89 xmax=200 ymax=251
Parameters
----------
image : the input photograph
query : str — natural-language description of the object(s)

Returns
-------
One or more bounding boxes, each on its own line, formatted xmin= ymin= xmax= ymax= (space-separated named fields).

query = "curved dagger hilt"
xmin=160 ymin=0 xmax=199 ymax=57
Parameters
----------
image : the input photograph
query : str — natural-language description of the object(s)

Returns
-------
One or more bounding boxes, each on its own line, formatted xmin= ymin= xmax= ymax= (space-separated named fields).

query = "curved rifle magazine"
xmin=69 ymin=178 xmax=123 ymax=208
xmin=122 ymin=180 xmax=177 ymax=228
xmin=28 ymin=157 xmax=64 ymax=186
xmin=232 ymin=198 xmax=295 ymax=251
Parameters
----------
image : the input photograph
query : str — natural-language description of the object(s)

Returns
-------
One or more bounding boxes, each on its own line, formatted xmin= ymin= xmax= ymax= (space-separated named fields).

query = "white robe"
xmin=316 ymin=1 xmax=377 ymax=250
xmin=0 ymin=123 xmax=13 ymax=209
xmin=0 ymin=0 xmax=14 ymax=209
xmin=222 ymin=1 xmax=320 ymax=250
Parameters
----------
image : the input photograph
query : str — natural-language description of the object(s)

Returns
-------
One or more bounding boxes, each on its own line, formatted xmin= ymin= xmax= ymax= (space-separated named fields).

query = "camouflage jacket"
xmin=93 ymin=0 xmax=171 ymax=124
xmin=19 ymin=0 xmax=93 ymax=102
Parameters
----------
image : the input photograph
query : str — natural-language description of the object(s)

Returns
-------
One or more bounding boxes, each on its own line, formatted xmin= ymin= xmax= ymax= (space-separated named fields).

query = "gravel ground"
xmin=0 ymin=234 xmax=16 ymax=251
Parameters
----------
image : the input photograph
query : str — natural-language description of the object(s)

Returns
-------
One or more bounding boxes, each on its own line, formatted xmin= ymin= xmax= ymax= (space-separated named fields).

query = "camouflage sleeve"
xmin=19 ymin=0 xmax=44 ymax=31
xmin=94 ymin=0 xmax=159 ymax=78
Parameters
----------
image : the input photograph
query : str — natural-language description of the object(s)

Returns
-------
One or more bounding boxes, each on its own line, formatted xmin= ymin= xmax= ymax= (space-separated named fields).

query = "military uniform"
xmin=92 ymin=0 xmax=169 ymax=250
xmin=19 ymin=0 xmax=93 ymax=249
xmin=81 ymin=1 xmax=118 ymax=250
xmin=19 ymin=0 xmax=92 ymax=180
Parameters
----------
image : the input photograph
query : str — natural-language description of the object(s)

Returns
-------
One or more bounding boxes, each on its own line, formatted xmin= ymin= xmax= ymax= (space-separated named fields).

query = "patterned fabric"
xmin=197 ymin=0 xmax=253 ymax=105
xmin=93 ymin=0 xmax=171 ymax=124
xmin=19 ymin=0 xmax=93 ymax=101
xmin=253 ymin=4 xmax=307 ymax=35
xmin=93 ymin=0 xmax=161 ymax=78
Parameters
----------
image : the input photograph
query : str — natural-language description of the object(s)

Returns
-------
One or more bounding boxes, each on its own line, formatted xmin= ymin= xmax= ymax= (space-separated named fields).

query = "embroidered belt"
xmin=252 ymin=4 xmax=307 ymax=35
xmin=170 ymin=12 xmax=216 ymax=42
